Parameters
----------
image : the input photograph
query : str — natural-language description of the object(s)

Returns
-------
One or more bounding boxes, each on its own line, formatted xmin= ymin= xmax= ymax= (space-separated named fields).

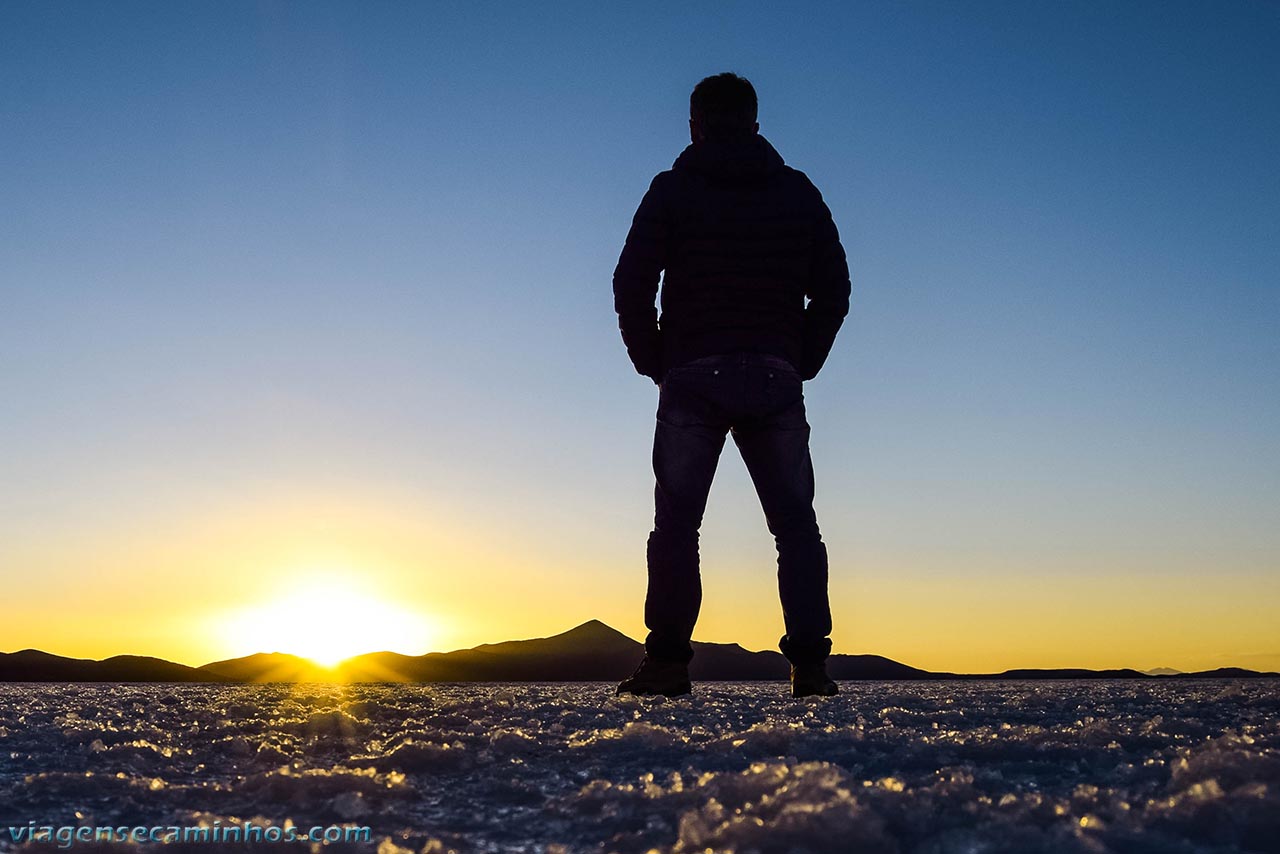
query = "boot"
xmin=616 ymin=654 xmax=691 ymax=697
xmin=790 ymin=661 xmax=838 ymax=697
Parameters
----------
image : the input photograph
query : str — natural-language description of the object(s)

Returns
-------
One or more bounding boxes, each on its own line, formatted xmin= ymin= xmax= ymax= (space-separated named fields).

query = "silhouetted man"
xmin=613 ymin=73 xmax=851 ymax=698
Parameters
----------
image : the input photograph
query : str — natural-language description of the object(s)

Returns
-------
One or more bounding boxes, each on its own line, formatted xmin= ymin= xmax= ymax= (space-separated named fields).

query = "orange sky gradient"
xmin=5 ymin=483 xmax=1277 ymax=675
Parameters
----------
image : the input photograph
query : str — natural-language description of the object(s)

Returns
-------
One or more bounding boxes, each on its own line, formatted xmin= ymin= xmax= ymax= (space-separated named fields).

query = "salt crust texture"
xmin=1 ymin=680 xmax=1277 ymax=853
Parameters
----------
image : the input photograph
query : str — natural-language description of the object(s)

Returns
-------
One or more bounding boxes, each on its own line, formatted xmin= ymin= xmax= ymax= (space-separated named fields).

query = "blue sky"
xmin=2 ymin=2 xmax=1277 ymax=670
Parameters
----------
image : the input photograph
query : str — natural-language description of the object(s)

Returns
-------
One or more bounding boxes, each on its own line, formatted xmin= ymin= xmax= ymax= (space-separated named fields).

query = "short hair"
xmin=690 ymin=73 xmax=758 ymax=138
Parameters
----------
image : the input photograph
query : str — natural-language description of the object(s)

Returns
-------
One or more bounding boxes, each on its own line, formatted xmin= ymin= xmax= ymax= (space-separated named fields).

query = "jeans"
xmin=643 ymin=351 xmax=834 ymax=666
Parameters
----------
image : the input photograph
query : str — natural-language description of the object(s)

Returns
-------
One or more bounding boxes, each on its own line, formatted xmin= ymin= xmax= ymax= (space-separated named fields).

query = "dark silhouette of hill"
xmin=4 ymin=622 xmax=1278 ymax=682
xmin=827 ymin=654 xmax=936 ymax=680
xmin=338 ymin=623 xmax=938 ymax=682
xmin=340 ymin=619 xmax=644 ymax=681
xmin=0 ymin=649 xmax=228 ymax=682
xmin=686 ymin=639 xmax=788 ymax=680
xmin=1175 ymin=667 xmax=1275 ymax=678
xmin=200 ymin=652 xmax=338 ymax=682
xmin=974 ymin=667 xmax=1150 ymax=680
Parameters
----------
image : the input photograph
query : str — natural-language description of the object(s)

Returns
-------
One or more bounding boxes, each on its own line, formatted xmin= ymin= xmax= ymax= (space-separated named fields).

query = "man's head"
xmin=690 ymin=72 xmax=759 ymax=143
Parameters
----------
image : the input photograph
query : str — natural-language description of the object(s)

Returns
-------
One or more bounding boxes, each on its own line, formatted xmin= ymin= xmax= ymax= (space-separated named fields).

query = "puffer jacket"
xmin=612 ymin=133 xmax=851 ymax=383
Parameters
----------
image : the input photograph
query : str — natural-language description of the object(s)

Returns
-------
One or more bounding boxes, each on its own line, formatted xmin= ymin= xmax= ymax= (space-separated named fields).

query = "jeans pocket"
xmin=762 ymin=356 xmax=801 ymax=378
xmin=763 ymin=367 xmax=805 ymax=417
xmin=658 ymin=364 xmax=727 ymax=428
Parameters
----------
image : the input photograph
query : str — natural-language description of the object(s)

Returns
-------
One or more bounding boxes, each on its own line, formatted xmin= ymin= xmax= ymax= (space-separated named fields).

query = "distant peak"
xmin=568 ymin=619 xmax=611 ymax=633
xmin=561 ymin=620 xmax=633 ymax=641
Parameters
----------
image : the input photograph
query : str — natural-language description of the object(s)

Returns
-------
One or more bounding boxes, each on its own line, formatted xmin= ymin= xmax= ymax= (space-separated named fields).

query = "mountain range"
xmin=1 ymin=620 xmax=1274 ymax=682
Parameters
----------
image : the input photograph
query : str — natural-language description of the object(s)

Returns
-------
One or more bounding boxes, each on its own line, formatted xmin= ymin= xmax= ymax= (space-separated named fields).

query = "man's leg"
xmin=644 ymin=371 xmax=729 ymax=662
xmin=733 ymin=371 xmax=833 ymax=666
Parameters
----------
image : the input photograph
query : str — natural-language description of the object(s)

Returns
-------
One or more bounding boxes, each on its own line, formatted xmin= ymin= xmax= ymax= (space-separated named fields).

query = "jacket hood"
xmin=672 ymin=133 xmax=785 ymax=183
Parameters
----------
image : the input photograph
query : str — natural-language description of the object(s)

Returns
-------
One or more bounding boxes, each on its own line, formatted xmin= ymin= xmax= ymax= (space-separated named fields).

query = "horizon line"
xmin=2 ymin=619 xmax=1269 ymax=677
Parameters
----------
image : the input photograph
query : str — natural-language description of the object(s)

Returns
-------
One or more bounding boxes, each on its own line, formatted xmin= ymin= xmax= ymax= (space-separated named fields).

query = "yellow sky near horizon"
xmin=3 ymin=484 xmax=1277 ymax=675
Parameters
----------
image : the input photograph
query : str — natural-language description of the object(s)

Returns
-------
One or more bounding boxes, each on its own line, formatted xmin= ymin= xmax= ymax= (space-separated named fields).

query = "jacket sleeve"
xmin=801 ymin=186 xmax=851 ymax=381
xmin=612 ymin=175 xmax=668 ymax=382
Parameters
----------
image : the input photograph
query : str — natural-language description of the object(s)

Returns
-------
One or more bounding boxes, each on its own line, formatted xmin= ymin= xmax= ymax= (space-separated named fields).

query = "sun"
xmin=215 ymin=571 xmax=436 ymax=667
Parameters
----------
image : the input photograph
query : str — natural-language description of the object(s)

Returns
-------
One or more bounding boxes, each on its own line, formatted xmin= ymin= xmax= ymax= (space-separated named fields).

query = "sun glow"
xmin=215 ymin=571 xmax=436 ymax=666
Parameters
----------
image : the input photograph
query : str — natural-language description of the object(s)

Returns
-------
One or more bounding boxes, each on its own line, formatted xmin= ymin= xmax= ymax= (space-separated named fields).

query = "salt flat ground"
xmin=0 ymin=680 xmax=1276 ymax=853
